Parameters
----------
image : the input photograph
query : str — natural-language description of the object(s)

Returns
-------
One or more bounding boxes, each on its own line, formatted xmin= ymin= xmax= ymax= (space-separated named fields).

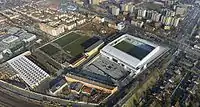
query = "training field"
xmin=40 ymin=31 xmax=90 ymax=61
xmin=54 ymin=32 xmax=82 ymax=47
xmin=40 ymin=44 xmax=60 ymax=56
xmin=54 ymin=32 xmax=90 ymax=57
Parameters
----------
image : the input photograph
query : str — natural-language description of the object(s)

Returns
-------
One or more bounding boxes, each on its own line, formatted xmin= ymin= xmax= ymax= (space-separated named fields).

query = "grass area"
xmin=40 ymin=44 xmax=60 ymax=56
xmin=136 ymin=72 xmax=159 ymax=100
xmin=40 ymin=31 xmax=93 ymax=64
xmin=63 ymin=36 xmax=90 ymax=57
xmin=54 ymin=32 xmax=81 ymax=47
xmin=123 ymin=69 xmax=160 ymax=107
xmin=114 ymin=41 xmax=152 ymax=60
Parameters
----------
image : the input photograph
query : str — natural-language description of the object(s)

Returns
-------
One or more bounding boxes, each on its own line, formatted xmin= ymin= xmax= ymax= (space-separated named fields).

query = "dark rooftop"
xmin=64 ymin=68 xmax=116 ymax=87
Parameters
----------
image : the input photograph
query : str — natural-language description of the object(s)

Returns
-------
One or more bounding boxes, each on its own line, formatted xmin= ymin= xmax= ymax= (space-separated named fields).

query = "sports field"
xmin=54 ymin=32 xmax=90 ymax=57
xmin=114 ymin=40 xmax=154 ymax=60
xmin=54 ymin=32 xmax=82 ymax=47
xmin=40 ymin=32 xmax=91 ymax=62
xmin=62 ymin=36 xmax=89 ymax=57
xmin=40 ymin=44 xmax=60 ymax=56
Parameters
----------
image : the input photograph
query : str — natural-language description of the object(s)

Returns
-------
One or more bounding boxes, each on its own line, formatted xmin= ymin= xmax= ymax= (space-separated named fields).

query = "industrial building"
xmin=7 ymin=55 xmax=50 ymax=89
xmin=0 ymin=27 xmax=37 ymax=63
xmin=100 ymin=34 xmax=168 ymax=77
xmin=49 ymin=76 xmax=68 ymax=95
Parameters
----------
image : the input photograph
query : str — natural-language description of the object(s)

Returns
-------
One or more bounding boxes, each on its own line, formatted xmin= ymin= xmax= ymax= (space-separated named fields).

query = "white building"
xmin=151 ymin=12 xmax=161 ymax=22
xmin=137 ymin=9 xmax=146 ymax=19
xmin=173 ymin=17 xmax=180 ymax=27
xmin=90 ymin=0 xmax=100 ymax=5
xmin=100 ymin=34 xmax=168 ymax=77
xmin=194 ymin=44 xmax=200 ymax=50
xmin=121 ymin=4 xmax=129 ymax=12
xmin=112 ymin=6 xmax=120 ymax=16
xmin=2 ymin=36 xmax=19 ymax=44
xmin=146 ymin=10 xmax=153 ymax=19
xmin=160 ymin=15 xmax=166 ymax=24
xmin=131 ymin=20 xmax=144 ymax=28
xmin=128 ymin=5 xmax=135 ymax=13
xmin=7 ymin=55 xmax=50 ymax=88
xmin=176 ymin=7 xmax=186 ymax=15
xmin=117 ymin=22 xmax=125 ymax=30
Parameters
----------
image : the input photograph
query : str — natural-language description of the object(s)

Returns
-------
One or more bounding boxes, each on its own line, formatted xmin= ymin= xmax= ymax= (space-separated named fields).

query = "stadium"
xmin=63 ymin=34 xmax=169 ymax=94
xmin=100 ymin=34 xmax=169 ymax=76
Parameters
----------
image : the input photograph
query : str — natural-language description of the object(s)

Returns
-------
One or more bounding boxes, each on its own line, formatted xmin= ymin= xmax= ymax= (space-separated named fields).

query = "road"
xmin=0 ymin=90 xmax=42 ymax=107
xmin=175 ymin=5 xmax=200 ymax=57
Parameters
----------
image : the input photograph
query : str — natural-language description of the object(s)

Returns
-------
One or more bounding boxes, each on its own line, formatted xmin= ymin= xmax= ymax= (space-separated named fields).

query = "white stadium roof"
xmin=7 ymin=55 xmax=50 ymax=88
xmin=100 ymin=34 xmax=168 ymax=69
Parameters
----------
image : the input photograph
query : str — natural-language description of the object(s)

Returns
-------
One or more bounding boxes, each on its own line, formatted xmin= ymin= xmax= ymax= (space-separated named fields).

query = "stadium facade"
xmin=100 ymin=34 xmax=168 ymax=76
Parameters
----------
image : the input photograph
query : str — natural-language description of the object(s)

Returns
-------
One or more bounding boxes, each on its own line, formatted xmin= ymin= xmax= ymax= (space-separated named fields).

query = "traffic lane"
xmin=0 ymin=91 xmax=42 ymax=107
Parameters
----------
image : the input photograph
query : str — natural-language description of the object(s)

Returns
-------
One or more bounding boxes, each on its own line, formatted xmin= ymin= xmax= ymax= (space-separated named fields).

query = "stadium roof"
xmin=101 ymin=34 xmax=168 ymax=69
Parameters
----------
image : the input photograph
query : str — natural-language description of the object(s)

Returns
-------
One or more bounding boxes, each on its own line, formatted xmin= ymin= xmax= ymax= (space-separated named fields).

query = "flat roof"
xmin=101 ymin=34 xmax=168 ymax=69
xmin=50 ymin=77 xmax=67 ymax=93
xmin=7 ymin=55 xmax=50 ymax=88
xmin=84 ymin=56 xmax=130 ymax=81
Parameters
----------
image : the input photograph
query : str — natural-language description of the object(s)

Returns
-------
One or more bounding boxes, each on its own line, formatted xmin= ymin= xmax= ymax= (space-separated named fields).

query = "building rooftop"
xmin=0 ymin=27 xmax=37 ymax=62
xmin=84 ymin=56 xmax=130 ymax=81
xmin=69 ymin=82 xmax=84 ymax=92
xmin=49 ymin=77 xmax=67 ymax=94
xmin=7 ymin=55 xmax=50 ymax=88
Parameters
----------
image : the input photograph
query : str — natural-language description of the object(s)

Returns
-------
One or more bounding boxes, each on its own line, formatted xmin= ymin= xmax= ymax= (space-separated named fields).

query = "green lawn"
xmin=54 ymin=32 xmax=81 ymax=47
xmin=40 ymin=44 xmax=60 ymax=56
xmin=114 ymin=41 xmax=151 ymax=60
xmin=63 ymin=36 xmax=90 ymax=57
xmin=41 ymin=32 xmax=91 ymax=61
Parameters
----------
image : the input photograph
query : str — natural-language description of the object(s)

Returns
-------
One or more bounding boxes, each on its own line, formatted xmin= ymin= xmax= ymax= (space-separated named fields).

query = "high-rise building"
xmin=89 ymin=0 xmax=100 ymax=5
xmin=128 ymin=4 xmax=135 ymax=13
xmin=165 ymin=17 xmax=172 ymax=26
xmin=137 ymin=9 xmax=146 ymax=18
xmin=112 ymin=6 xmax=120 ymax=16
xmin=173 ymin=18 xmax=180 ymax=27
xmin=146 ymin=10 xmax=153 ymax=19
xmin=151 ymin=11 xmax=156 ymax=21
xmin=160 ymin=15 xmax=166 ymax=24
xmin=121 ymin=4 xmax=129 ymax=12
xmin=170 ymin=17 xmax=175 ymax=26
xmin=142 ymin=9 xmax=147 ymax=18
xmin=155 ymin=13 xmax=161 ymax=22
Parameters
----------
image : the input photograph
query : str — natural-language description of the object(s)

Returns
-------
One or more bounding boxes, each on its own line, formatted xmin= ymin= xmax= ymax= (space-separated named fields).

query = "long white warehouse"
xmin=7 ymin=55 xmax=50 ymax=88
